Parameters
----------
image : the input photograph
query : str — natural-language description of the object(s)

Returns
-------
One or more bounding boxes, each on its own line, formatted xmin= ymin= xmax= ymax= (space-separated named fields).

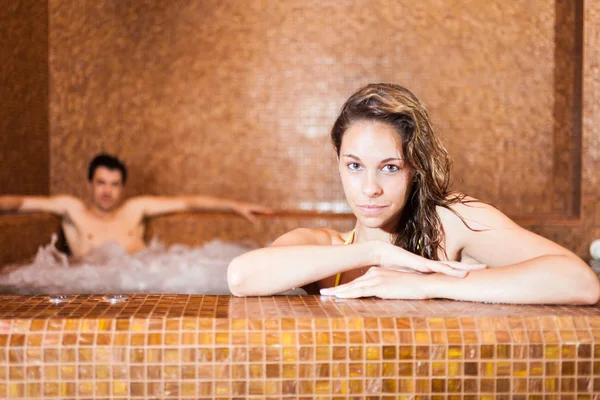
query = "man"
xmin=0 ymin=154 xmax=273 ymax=258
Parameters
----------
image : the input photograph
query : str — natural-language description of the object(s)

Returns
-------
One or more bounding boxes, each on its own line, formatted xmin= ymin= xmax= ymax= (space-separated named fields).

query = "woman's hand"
xmin=373 ymin=240 xmax=486 ymax=278
xmin=320 ymin=267 xmax=430 ymax=299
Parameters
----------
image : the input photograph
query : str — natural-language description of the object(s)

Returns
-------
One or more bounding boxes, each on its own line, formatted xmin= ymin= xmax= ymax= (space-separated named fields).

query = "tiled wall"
xmin=1 ymin=1 xmax=598 ymax=259
xmin=0 ymin=0 xmax=49 ymax=196
xmin=0 ymin=1 xmax=52 ymax=265
xmin=0 ymin=215 xmax=62 ymax=267
xmin=145 ymin=213 xmax=355 ymax=247
xmin=531 ymin=0 xmax=600 ymax=258
xmin=47 ymin=0 xmax=574 ymax=216
xmin=0 ymin=0 xmax=49 ymax=195
xmin=45 ymin=0 xmax=599 ymax=257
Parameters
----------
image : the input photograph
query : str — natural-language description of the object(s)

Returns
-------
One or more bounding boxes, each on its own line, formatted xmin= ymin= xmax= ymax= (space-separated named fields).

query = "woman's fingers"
xmin=426 ymin=262 xmax=468 ymax=277
xmin=321 ymin=279 xmax=379 ymax=298
xmin=441 ymin=261 xmax=487 ymax=271
xmin=384 ymin=245 xmax=486 ymax=276
xmin=423 ymin=260 xmax=486 ymax=278
xmin=320 ymin=271 xmax=379 ymax=295
xmin=330 ymin=286 xmax=376 ymax=298
xmin=320 ymin=269 xmax=428 ymax=300
xmin=322 ymin=260 xmax=486 ymax=298
xmin=383 ymin=264 xmax=428 ymax=274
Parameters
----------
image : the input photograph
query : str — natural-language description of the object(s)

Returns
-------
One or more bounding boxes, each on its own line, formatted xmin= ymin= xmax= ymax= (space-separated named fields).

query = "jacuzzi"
xmin=0 ymin=213 xmax=598 ymax=398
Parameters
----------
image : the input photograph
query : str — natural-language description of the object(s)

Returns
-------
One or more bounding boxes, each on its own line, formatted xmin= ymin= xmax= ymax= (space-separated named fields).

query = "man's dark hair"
xmin=88 ymin=154 xmax=128 ymax=183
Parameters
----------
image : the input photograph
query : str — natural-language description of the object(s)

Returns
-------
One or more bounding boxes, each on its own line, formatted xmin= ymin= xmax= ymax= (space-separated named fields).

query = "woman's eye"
xmin=348 ymin=163 xmax=362 ymax=171
xmin=382 ymin=165 xmax=399 ymax=173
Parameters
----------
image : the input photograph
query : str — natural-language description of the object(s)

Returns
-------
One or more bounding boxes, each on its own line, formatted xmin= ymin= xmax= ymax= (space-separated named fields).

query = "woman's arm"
xmin=321 ymin=258 xmax=598 ymax=304
xmin=323 ymin=201 xmax=600 ymax=304
xmin=427 ymin=254 xmax=599 ymax=304
xmin=227 ymin=228 xmax=377 ymax=296
xmin=227 ymin=227 xmax=486 ymax=297
xmin=451 ymin=201 xmax=599 ymax=304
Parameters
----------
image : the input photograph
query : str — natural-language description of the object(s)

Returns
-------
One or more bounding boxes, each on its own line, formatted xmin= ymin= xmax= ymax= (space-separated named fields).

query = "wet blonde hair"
xmin=331 ymin=83 xmax=464 ymax=260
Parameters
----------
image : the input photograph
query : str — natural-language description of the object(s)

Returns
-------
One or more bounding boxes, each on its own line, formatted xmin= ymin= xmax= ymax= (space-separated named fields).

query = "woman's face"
xmin=338 ymin=120 xmax=414 ymax=230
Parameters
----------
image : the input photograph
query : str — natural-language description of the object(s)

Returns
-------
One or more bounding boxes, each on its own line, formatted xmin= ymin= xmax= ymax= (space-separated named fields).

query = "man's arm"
xmin=0 ymin=196 xmax=23 ymax=212
xmin=130 ymin=196 xmax=273 ymax=222
xmin=0 ymin=195 xmax=81 ymax=216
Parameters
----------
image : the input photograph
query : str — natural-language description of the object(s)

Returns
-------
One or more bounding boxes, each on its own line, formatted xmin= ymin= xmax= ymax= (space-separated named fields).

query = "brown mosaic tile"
xmin=47 ymin=0 xmax=568 ymax=217
xmin=0 ymin=295 xmax=597 ymax=397
xmin=0 ymin=0 xmax=573 ymax=263
xmin=0 ymin=0 xmax=49 ymax=197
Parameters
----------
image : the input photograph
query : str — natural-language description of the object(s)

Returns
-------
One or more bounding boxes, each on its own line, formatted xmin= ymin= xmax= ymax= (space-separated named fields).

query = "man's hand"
xmin=230 ymin=201 xmax=274 ymax=222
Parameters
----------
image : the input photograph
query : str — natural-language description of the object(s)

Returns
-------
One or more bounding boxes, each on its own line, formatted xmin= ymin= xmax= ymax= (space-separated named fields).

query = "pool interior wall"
xmin=0 ymin=214 xmax=598 ymax=397
xmin=0 ymin=294 xmax=598 ymax=398
xmin=0 ymin=212 xmax=355 ymax=266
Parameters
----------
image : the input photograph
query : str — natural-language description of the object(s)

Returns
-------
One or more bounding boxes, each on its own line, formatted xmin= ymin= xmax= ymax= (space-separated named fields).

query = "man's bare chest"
xmin=63 ymin=209 xmax=145 ymax=249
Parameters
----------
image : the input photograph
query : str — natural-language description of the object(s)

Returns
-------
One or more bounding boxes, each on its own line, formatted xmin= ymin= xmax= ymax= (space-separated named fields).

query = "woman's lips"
xmin=356 ymin=205 xmax=388 ymax=215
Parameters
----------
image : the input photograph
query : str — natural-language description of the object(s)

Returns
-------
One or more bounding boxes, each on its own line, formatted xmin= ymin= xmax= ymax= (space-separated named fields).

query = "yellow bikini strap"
xmin=344 ymin=230 xmax=356 ymax=245
xmin=334 ymin=230 xmax=356 ymax=287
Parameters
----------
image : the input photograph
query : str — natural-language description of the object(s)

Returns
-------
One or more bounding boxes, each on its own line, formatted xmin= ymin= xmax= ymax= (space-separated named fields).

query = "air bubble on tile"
xmin=47 ymin=295 xmax=75 ymax=304
xmin=102 ymin=295 xmax=128 ymax=304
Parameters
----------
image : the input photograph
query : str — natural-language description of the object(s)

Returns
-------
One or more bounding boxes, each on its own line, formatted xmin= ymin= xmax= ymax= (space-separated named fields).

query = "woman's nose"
xmin=362 ymin=176 xmax=383 ymax=197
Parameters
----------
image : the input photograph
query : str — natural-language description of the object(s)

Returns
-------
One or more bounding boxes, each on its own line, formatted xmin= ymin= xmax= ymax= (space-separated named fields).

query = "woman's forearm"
xmin=427 ymin=255 xmax=600 ymax=305
xmin=227 ymin=242 xmax=376 ymax=296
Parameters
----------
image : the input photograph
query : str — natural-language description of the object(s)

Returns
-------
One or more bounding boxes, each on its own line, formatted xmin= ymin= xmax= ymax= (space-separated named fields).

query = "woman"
xmin=227 ymin=83 xmax=600 ymax=304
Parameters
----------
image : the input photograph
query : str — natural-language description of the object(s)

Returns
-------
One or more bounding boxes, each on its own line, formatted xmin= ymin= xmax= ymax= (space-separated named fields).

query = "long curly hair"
xmin=331 ymin=83 xmax=466 ymax=260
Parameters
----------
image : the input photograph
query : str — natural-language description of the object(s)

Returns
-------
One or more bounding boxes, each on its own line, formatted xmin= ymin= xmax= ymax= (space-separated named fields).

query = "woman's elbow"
xmin=228 ymin=254 xmax=282 ymax=297
xmin=579 ymin=273 xmax=600 ymax=305
xmin=227 ymin=256 xmax=250 ymax=297
xmin=571 ymin=262 xmax=600 ymax=305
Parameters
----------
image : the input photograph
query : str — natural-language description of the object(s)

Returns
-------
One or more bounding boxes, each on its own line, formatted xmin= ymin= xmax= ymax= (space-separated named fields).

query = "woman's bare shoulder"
xmin=438 ymin=193 xmax=518 ymax=233
xmin=270 ymin=227 xmax=348 ymax=247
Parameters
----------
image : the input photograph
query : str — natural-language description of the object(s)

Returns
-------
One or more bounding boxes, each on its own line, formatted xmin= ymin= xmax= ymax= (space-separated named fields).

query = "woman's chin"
xmin=356 ymin=215 xmax=390 ymax=229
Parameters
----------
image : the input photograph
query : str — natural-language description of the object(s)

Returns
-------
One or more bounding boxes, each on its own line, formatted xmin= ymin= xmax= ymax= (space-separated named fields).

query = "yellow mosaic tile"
xmin=0 ymin=294 xmax=597 ymax=399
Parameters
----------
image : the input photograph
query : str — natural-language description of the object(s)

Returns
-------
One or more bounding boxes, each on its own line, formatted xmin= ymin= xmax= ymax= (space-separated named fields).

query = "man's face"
xmin=88 ymin=167 xmax=124 ymax=212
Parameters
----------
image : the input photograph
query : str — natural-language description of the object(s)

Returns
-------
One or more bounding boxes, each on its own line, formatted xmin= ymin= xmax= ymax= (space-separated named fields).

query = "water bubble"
xmin=48 ymin=295 xmax=75 ymax=304
xmin=103 ymin=295 xmax=128 ymax=304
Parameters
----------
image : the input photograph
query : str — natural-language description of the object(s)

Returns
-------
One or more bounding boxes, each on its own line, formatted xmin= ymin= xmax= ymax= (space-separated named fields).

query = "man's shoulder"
xmin=122 ymin=195 xmax=156 ymax=209
xmin=120 ymin=196 xmax=158 ymax=218
xmin=46 ymin=195 xmax=85 ymax=220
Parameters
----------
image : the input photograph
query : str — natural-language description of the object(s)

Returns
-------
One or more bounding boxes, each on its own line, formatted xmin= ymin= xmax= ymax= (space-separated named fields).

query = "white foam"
xmin=0 ymin=235 xmax=254 ymax=295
